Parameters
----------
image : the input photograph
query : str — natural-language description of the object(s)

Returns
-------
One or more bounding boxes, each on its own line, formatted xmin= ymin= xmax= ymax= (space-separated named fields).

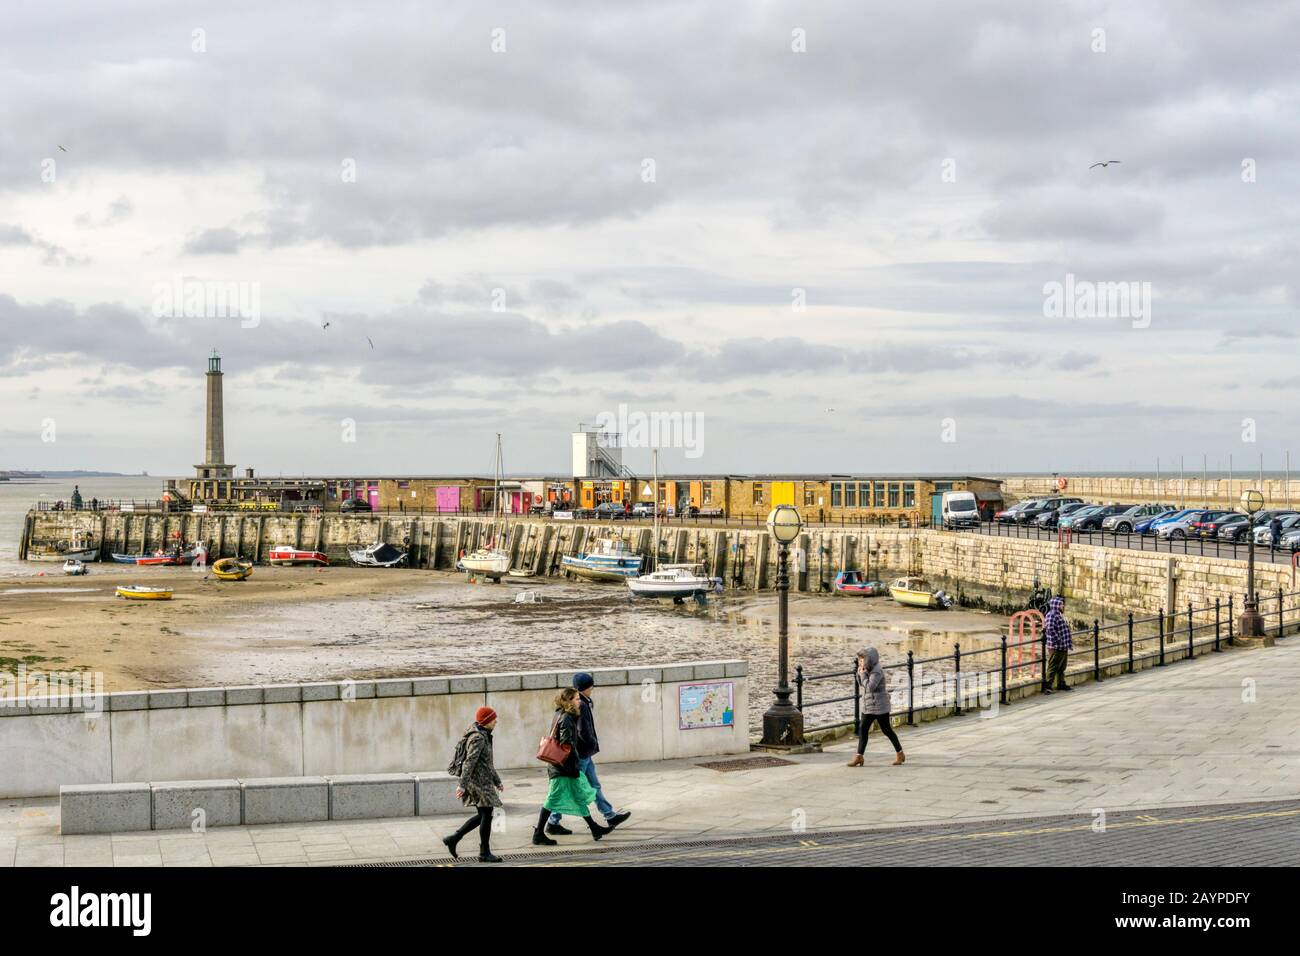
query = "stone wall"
xmin=0 ymin=660 xmax=748 ymax=799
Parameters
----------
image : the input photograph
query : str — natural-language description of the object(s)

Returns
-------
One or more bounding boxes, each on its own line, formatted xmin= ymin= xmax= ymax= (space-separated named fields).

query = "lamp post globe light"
xmin=761 ymin=505 xmax=805 ymax=747
xmin=1239 ymin=490 xmax=1267 ymax=641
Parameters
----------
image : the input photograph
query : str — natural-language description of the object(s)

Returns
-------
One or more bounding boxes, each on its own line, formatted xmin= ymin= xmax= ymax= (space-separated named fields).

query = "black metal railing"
xmin=793 ymin=591 xmax=1300 ymax=732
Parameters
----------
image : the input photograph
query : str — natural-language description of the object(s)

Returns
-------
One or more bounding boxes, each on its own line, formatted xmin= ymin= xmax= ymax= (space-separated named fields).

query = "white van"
xmin=941 ymin=491 xmax=980 ymax=529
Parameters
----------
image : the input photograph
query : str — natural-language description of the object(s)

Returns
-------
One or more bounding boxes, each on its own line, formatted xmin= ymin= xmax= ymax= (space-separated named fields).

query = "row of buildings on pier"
xmin=175 ymin=352 xmax=1004 ymax=522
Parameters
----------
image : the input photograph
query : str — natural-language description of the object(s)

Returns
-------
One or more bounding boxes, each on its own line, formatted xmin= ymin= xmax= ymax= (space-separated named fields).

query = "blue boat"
xmin=561 ymin=537 xmax=643 ymax=582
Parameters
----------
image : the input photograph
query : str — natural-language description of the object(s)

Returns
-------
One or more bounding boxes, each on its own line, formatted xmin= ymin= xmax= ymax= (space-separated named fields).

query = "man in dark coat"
xmin=1270 ymin=515 xmax=1283 ymax=552
xmin=545 ymin=672 xmax=632 ymax=835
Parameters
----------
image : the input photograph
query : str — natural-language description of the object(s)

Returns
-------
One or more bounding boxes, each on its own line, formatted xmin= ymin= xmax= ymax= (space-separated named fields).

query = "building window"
xmin=904 ymin=482 xmax=916 ymax=508
xmin=803 ymin=485 xmax=815 ymax=506
xmin=831 ymin=482 xmax=842 ymax=508
xmin=889 ymin=483 xmax=900 ymax=508
xmin=845 ymin=482 xmax=857 ymax=507
xmin=703 ymin=483 xmax=713 ymax=504
xmin=933 ymin=482 xmax=953 ymax=493
xmin=397 ymin=481 xmax=410 ymax=489
xmin=752 ymin=484 xmax=765 ymax=506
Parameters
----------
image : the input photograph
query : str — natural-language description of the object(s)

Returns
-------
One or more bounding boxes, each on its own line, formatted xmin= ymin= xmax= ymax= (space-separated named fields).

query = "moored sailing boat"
xmin=461 ymin=433 xmax=511 ymax=581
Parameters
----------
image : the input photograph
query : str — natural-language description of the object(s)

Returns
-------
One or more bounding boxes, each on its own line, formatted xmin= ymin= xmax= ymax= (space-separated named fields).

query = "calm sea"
xmin=0 ymin=476 xmax=166 ymax=576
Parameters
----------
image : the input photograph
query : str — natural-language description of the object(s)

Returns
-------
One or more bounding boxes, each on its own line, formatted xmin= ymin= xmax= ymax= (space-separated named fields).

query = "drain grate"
xmin=696 ymin=756 xmax=796 ymax=772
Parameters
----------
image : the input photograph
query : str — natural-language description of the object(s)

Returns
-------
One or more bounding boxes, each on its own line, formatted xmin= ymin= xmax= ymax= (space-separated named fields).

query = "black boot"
xmin=442 ymin=835 xmax=460 ymax=859
xmin=532 ymin=807 xmax=558 ymax=846
xmin=585 ymin=815 xmax=611 ymax=841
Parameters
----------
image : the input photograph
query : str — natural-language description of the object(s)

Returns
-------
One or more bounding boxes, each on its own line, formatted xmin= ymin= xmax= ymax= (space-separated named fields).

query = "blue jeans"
xmin=549 ymin=756 xmax=615 ymax=824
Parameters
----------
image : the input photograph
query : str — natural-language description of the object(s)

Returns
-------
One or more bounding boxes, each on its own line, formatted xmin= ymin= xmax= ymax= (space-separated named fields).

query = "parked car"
xmin=1250 ymin=509 xmax=1299 ymax=529
xmin=1070 ymin=504 xmax=1131 ymax=530
xmin=1101 ymin=504 xmax=1176 ymax=534
xmin=593 ymin=501 xmax=629 ymax=519
xmin=1141 ymin=508 xmax=1199 ymax=534
xmin=995 ymin=500 xmax=1039 ymax=523
xmin=630 ymin=501 xmax=658 ymax=518
xmin=1253 ymin=513 xmax=1300 ymax=545
xmin=1058 ymin=505 xmax=1106 ymax=530
xmin=1183 ymin=510 xmax=1234 ymax=537
xmin=1199 ymin=513 xmax=1249 ymax=539
xmin=1280 ymin=528 xmax=1300 ymax=552
xmin=340 ymin=497 xmax=372 ymax=513
xmin=1015 ymin=497 xmax=1083 ymax=524
xmin=1035 ymin=501 xmax=1089 ymax=529
xmin=1156 ymin=510 xmax=1218 ymax=539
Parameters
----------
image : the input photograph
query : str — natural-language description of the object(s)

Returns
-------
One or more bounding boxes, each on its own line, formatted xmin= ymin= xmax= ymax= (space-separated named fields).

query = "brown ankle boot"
xmin=892 ymin=751 xmax=906 ymax=766
xmin=846 ymin=754 xmax=864 ymax=767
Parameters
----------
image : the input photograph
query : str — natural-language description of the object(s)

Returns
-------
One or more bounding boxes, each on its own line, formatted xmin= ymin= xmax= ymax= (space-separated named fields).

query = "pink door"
xmin=436 ymin=486 xmax=460 ymax=513
xmin=368 ymin=483 xmax=380 ymax=510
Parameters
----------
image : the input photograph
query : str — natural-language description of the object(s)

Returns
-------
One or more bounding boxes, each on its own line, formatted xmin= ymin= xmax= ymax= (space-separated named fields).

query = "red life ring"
xmin=1056 ymin=477 xmax=1068 ymax=491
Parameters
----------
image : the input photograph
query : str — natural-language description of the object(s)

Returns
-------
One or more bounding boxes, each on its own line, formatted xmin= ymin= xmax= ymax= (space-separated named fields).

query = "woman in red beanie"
xmin=443 ymin=706 xmax=504 ymax=863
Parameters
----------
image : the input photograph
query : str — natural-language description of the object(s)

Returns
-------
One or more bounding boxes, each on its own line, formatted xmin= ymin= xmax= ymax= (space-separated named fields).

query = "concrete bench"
xmin=60 ymin=771 xmax=464 ymax=834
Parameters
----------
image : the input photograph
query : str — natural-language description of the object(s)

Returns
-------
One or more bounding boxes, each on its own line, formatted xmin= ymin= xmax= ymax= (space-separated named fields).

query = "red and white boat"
xmin=267 ymin=546 xmax=329 ymax=566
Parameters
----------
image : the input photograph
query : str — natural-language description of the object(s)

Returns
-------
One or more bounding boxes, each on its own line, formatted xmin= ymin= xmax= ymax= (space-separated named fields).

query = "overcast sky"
xmin=2 ymin=0 xmax=1297 ymax=478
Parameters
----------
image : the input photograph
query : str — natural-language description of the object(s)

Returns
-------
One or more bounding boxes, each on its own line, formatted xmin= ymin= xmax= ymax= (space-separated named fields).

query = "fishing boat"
xmin=27 ymin=531 xmax=98 ymax=563
xmin=561 ymin=537 xmax=643 ymax=582
xmin=626 ymin=564 xmax=723 ymax=601
xmin=111 ymin=547 xmax=200 ymax=566
xmin=62 ymin=559 xmax=89 ymax=576
xmin=267 ymin=546 xmax=329 ymax=566
xmin=212 ymin=557 xmax=254 ymax=581
xmin=348 ymin=542 xmax=407 ymax=568
xmin=115 ymin=585 xmax=173 ymax=601
xmin=833 ymin=570 xmax=885 ymax=596
xmin=888 ymin=576 xmax=953 ymax=609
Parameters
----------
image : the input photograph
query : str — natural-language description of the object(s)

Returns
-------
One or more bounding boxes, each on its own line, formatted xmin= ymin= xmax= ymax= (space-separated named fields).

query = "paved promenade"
xmin=3 ymin=640 xmax=1297 ymax=867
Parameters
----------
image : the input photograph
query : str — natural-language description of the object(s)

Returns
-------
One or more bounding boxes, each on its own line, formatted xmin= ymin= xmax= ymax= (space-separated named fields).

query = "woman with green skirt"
xmin=532 ymin=688 xmax=612 ymax=845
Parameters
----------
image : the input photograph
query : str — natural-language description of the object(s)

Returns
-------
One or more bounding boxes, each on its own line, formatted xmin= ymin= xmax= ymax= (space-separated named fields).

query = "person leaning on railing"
xmin=1043 ymin=596 xmax=1073 ymax=693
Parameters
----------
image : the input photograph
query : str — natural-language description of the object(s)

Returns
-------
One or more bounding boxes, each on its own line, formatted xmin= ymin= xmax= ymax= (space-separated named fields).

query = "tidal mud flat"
xmin=0 ymin=567 xmax=1003 ymax=732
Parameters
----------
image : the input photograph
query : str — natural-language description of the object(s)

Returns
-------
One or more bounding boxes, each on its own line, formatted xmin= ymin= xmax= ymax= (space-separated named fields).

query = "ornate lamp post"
xmin=1239 ymin=489 xmax=1266 ymax=640
xmin=761 ymin=504 xmax=805 ymax=747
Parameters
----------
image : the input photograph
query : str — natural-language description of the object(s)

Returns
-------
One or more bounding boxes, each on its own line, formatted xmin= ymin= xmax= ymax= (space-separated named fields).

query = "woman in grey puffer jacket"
xmin=847 ymin=647 xmax=905 ymax=767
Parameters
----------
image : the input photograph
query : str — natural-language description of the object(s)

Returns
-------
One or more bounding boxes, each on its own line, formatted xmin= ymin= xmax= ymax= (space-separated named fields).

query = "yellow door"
xmin=772 ymin=481 xmax=796 ymax=507
xmin=581 ymin=482 xmax=595 ymax=509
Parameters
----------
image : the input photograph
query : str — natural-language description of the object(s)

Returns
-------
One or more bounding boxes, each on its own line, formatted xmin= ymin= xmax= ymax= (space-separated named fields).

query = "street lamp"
xmin=762 ymin=505 xmax=805 ymax=747
xmin=1239 ymin=489 xmax=1266 ymax=640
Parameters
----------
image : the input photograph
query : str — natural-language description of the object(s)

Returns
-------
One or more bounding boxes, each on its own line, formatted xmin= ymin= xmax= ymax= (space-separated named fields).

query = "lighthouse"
xmin=195 ymin=350 xmax=234 ymax=479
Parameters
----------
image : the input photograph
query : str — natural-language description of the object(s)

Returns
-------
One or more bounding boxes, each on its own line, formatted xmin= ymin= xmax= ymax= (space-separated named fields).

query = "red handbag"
xmin=536 ymin=716 xmax=571 ymax=766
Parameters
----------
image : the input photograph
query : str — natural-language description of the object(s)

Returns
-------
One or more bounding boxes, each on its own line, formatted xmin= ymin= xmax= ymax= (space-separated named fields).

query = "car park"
xmin=994 ymin=500 xmax=1038 ymax=523
xmin=1135 ymin=508 xmax=1190 ymax=534
xmin=1059 ymin=505 xmax=1106 ymax=530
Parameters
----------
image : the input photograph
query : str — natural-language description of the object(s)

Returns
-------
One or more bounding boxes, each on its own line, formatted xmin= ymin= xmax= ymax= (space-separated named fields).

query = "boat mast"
xmin=652 ymin=448 xmax=659 ymax=572
xmin=494 ymin=432 xmax=503 ymax=546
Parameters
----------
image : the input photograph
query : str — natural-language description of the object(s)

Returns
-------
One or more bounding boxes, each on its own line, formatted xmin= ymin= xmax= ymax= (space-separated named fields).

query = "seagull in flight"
xmin=321 ymin=321 xmax=330 ymax=330
xmin=57 ymin=145 xmax=68 ymax=152
xmin=1089 ymin=160 xmax=1121 ymax=169
xmin=366 ymin=336 xmax=374 ymax=350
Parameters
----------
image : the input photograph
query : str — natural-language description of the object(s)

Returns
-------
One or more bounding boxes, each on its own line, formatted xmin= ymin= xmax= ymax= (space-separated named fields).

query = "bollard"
xmin=795 ymin=665 xmax=804 ymax=712
xmin=1214 ymin=598 xmax=1221 ymax=652
xmin=1000 ymin=634 xmax=1008 ymax=705
xmin=1188 ymin=602 xmax=1194 ymax=660
xmin=1228 ymin=596 xmax=1235 ymax=646
xmin=1127 ymin=612 xmax=1135 ymax=673
xmin=1279 ymin=587 xmax=1285 ymax=638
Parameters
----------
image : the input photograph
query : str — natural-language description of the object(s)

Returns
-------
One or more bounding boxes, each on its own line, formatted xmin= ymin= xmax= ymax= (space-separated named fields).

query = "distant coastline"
xmin=0 ymin=470 xmax=143 ymax=480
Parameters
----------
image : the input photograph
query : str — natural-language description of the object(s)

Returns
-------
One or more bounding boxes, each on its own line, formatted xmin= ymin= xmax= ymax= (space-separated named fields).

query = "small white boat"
xmin=561 ymin=537 xmax=643 ymax=582
xmin=62 ymin=559 xmax=89 ymax=576
xmin=626 ymin=564 xmax=722 ymax=601
xmin=513 ymin=590 xmax=544 ymax=604
xmin=348 ymin=542 xmax=407 ymax=568
xmin=460 ymin=548 xmax=510 ymax=580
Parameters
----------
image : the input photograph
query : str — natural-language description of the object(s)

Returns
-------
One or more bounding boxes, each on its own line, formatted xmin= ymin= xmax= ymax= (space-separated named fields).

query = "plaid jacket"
xmin=1044 ymin=597 xmax=1073 ymax=651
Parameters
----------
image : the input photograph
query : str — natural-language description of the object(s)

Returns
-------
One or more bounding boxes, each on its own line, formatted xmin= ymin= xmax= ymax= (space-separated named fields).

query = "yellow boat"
xmin=212 ymin=557 xmax=254 ymax=581
xmin=888 ymin=576 xmax=953 ymax=609
xmin=115 ymin=585 xmax=173 ymax=601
